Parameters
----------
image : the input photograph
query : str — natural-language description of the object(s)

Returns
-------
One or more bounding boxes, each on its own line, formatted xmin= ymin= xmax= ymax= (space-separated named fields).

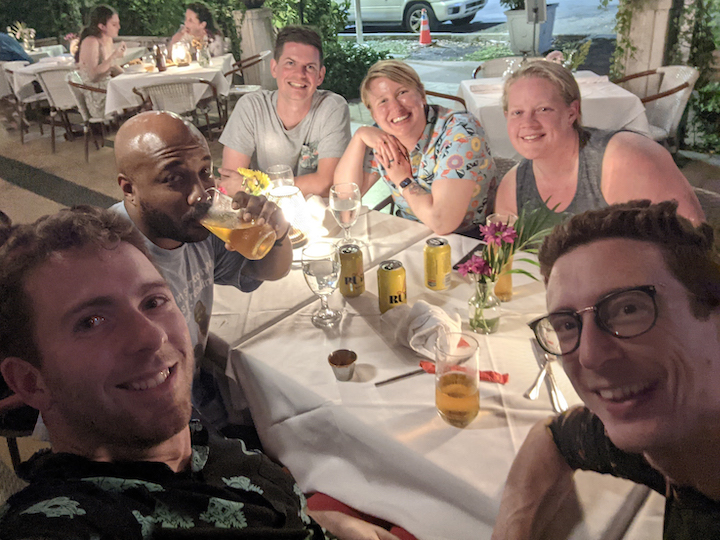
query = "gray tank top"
xmin=515 ymin=128 xmax=616 ymax=217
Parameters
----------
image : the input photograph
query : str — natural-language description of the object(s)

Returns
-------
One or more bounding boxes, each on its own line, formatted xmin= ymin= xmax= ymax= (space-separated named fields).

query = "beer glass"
xmin=302 ymin=241 xmax=342 ymax=328
xmin=435 ymin=332 xmax=480 ymax=428
xmin=329 ymin=183 xmax=361 ymax=245
xmin=200 ymin=188 xmax=277 ymax=260
xmin=486 ymin=212 xmax=518 ymax=302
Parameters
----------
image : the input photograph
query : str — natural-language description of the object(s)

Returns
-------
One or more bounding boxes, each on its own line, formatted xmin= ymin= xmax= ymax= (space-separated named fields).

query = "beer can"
xmin=424 ymin=238 xmax=451 ymax=291
xmin=339 ymin=244 xmax=365 ymax=297
xmin=377 ymin=260 xmax=407 ymax=313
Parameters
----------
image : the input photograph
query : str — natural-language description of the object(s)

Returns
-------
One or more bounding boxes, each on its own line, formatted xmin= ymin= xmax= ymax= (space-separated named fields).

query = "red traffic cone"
xmin=418 ymin=9 xmax=432 ymax=46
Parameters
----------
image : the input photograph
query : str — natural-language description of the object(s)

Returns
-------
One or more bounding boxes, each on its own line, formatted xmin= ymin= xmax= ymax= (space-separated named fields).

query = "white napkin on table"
xmin=381 ymin=300 xmax=462 ymax=359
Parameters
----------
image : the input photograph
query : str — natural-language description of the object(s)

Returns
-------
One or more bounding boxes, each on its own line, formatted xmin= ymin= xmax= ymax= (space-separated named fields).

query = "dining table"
xmin=207 ymin=205 xmax=660 ymax=540
xmin=27 ymin=44 xmax=67 ymax=63
xmin=457 ymin=71 xmax=652 ymax=160
xmin=104 ymin=53 xmax=234 ymax=116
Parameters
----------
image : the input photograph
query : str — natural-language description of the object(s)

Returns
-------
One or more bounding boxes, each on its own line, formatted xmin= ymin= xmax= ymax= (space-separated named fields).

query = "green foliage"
xmin=463 ymin=41 xmax=514 ymax=61
xmin=561 ymin=39 xmax=592 ymax=71
xmin=667 ymin=0 xmax=719 ymax=87
xmin=106 ymin=0 xmax=184 ymax=37
xmin=322 ymin=40 xmax=389 ymax=99
xmin=265 ymin=0 xmax=348 ymax=40
xmin=688 ymin=81 xmax=720 ymax=153
xmin=0 ymin=0 xmax=84 ymax=40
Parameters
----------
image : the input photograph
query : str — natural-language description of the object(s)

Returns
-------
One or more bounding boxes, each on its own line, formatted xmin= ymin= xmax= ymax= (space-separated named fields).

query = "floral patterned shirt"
xmin=0 ymin=420 xmax=324 ymax=539
xmin=363 ymin=104 xmax=498 ymax=232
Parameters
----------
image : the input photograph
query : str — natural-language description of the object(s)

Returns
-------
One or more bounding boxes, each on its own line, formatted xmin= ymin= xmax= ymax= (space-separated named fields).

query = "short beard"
xmin=140 ymin=200 xmax=210 ymax=245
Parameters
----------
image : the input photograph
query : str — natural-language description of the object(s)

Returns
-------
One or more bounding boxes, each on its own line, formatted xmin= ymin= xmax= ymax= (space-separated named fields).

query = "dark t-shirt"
xmin=0 ymin=420 xmax=325 ymax=539
xmin=550 ymin=407 xmax=720 ymax=539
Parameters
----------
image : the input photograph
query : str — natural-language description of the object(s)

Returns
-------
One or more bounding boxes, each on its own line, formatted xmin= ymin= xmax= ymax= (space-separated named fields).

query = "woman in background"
xmin=170 ymin=2 xmax=227 ymax=57
xmin=75 ymin=5 xmax=126 ymax=117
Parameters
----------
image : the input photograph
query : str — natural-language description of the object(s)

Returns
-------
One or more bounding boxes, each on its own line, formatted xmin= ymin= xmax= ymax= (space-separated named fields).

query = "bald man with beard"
xmin=111 ymin=111 xmax=292 ymax=433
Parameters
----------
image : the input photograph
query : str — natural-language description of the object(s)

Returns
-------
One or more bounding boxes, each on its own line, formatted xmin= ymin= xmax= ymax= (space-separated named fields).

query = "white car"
xmin=342 ymin=0 xmax=487 ymax=32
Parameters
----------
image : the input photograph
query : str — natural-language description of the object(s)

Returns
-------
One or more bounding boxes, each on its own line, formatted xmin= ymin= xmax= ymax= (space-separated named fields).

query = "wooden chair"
xmin=425 ymin=90 xmax=466 ymax=111
xmin=33 ymin=65 xmax=77 ymax=153
xmin=132 ymin=78 xmax=225 ymax=140
xmin=222 ymin=50 xmax=271 ymax=117
xmin=67 ymin=71 xmax=113 ymax=162
xmin=613 ymin=66 xmax=699 ymax=152
xmin=2 ymin=61 xmax=48 ymax=144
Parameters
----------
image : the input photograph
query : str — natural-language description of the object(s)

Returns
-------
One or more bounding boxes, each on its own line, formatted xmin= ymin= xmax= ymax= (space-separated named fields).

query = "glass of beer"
xmin=486 ymin=213 xmax=518 ymax=302
xmin=200 ymin=188 xmax=277 ymax=260
xmin=435 ymin=332 xmax=481 ymax=428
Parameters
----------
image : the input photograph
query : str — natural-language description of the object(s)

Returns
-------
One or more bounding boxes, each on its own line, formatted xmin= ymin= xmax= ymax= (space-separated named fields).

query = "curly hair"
xmin=539 ymin=200 xmax=720 ymax=318
xmin=0 ymin=206 xmax=149 ymax=367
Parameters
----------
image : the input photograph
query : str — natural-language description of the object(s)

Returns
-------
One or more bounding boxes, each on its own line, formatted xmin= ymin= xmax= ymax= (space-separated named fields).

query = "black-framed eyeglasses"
xmin=528 ymin=285 xmax=658 ymax=356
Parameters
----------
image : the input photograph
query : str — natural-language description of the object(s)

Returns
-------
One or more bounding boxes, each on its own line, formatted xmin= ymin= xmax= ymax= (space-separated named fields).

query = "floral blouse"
xmin=363 ymin=104 xmax=498 ymax=232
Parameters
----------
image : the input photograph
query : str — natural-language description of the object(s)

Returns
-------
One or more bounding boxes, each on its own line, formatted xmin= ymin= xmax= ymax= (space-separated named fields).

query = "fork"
xmin=544 ymin=354 xmax=569 ymax=413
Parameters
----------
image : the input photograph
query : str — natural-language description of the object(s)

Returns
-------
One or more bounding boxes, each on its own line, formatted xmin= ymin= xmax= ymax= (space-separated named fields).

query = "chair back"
xmin=67 ymin=70 xmax=92 ymax=122
xmin=134 ymin=81 xmax=201 ymax=116
xmin=0 ymin=62 xmax=12 ymax=98
xmin=474 ymin=57 xmax=524 ymax=78
xmin=425 ymin=89 xmax=466 ymax=111
xmin=35 ymin=66 xmax=76 ymax=111
xmin=645 ymin=65 xmax=699 ymax=140
xmin=2 ymin=61 xmax=30 ymax=96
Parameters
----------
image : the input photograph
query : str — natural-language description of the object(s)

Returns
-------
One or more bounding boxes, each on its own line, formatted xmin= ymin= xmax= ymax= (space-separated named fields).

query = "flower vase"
xmin=468 ymin=280 xmax=501 ymax=334
xmin=197 ymin=47 xmax=211 ymax=67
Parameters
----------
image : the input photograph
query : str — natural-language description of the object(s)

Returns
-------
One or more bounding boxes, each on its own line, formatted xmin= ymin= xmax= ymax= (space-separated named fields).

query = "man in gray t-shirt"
xmin=219 ymin=26 xmax=351 ymax=197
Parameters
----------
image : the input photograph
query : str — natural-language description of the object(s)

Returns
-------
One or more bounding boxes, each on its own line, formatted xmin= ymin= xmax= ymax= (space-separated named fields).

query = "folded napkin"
xmin=469 ymin=84 xmax=503 ymax=95
xmin=381 ymin=300 xmax=462 ymax=359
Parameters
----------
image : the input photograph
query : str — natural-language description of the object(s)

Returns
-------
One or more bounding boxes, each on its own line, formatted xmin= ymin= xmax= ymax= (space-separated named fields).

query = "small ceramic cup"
xmin=328 ymin=349 xmax=357 ymax=382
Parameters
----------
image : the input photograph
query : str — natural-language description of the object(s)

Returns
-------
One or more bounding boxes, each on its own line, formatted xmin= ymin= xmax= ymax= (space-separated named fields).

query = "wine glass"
xmin=266 ymin=164 xmax=294 ymax=188
xmin=302 ymin=241 xmax=342 ymax=328
xmin=329 ymin=183 xmax=361 ymax=246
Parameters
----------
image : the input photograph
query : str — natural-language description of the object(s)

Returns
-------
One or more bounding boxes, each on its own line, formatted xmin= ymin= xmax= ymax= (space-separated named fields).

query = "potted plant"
xmin=499 ymin=0 xmax=558 ymax=56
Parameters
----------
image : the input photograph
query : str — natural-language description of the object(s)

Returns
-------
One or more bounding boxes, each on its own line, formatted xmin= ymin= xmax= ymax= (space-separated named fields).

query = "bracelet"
xmin=274 ymin=225 xmax=291 ymax=247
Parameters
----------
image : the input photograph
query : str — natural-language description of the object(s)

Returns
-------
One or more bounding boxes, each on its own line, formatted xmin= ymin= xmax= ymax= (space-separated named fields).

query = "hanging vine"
xmin=598 ymin=0 xmax=649 ymax=78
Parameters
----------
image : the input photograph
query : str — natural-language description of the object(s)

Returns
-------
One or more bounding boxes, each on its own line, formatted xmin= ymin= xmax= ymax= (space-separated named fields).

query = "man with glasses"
xmin=493 ymin=200 xmax=720 ymax=539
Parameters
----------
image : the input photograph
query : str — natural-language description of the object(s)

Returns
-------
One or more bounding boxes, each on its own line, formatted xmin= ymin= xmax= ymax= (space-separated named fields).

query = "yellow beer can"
xmin=339 ymin=243 xmax=365 ymax=297
xmin=377 ymin=260 xmax=407 ymax=313
xmin=424 ymin=238 xmax=451 ymax=290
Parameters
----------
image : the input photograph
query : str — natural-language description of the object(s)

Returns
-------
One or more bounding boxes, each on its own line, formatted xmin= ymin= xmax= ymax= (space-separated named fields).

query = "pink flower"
xmin=479 ymin=222 xmax=517 ymax=247
xmin=457 ymin=255 xmax=491 ymax=278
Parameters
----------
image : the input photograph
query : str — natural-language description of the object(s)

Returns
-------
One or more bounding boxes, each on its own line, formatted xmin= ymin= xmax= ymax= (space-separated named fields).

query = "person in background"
xmin=74 ymin=4 xmax=126 ymax=118
xmin=0 ymin=33 xmax=32 ymax=62
xmin=0 ymin=33 xmax=33 ymax=130
xmin=493 ymin=200 xmax=720 ymax=539
xmin=219 ymin=25 xmax=350 ymax=198
xmin=0 ymin=206 xmax=403 ymax=540
xmin=334 ymin=59 xmax=498 ymax=236
xmin=494 ymin=60 xmax=703 ymax=224
xmin=170 ymin=2 xmax=227 ymax=58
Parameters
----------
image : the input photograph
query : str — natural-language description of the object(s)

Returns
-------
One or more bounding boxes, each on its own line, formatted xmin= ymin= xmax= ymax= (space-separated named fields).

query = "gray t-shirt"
xmin=515 ymin=127 xmax=615 ymax=217
xmin=219 ymin=89 xmax=351 ymax=176
xmin=110 ymin=202 xmax=261 ymax=360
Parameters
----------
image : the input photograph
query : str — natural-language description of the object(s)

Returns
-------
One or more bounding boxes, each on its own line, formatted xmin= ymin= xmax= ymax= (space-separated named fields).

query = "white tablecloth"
xmin=104 ymin=53 xmax=234 ymax=115
xmin=209 ymin=212 xmax=647 ymax=540
xmin=211 ymin=205 xmax=432 ymax=349
xmin=11 ymin=57 xmax=75 ymax=95
xmin=458 ymin=72 xmax=652 ymax=160
xmin=27 ymin=44 xmax=67 ymax=63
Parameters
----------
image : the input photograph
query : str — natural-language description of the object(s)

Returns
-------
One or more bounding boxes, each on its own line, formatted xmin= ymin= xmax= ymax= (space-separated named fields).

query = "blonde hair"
xmin=502 ymin=60 xmax=583 ymax=133
xmin=360 ymin=59 xmax=426 ymax=110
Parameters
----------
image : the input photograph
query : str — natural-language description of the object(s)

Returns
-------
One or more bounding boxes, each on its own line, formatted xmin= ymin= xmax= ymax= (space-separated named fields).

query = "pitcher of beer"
xmin=200 ymin=188 xmax=277 ymax=260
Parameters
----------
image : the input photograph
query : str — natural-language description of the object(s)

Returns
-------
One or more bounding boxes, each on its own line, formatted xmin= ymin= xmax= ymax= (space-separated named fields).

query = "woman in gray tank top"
xmin=492 ymin=61 xmax=703 ymax=224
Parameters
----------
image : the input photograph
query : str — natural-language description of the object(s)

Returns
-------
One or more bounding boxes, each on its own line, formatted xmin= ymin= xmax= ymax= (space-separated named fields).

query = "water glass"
xmin=302 ymin=241 xmax=342 ymax=328
xmin=267 ymin=164 xmax=295 ymax=188
xmin=329 ymin=183 xmax=361 ymax=245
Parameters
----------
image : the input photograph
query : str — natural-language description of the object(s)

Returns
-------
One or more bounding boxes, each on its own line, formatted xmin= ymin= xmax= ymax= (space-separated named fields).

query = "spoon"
xmin=524 ymin=360 xmax=549 ymax=400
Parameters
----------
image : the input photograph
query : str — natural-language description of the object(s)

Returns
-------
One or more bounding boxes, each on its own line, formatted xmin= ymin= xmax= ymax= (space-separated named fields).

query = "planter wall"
xmin=505 ymin=3 xmax=558 ymax=56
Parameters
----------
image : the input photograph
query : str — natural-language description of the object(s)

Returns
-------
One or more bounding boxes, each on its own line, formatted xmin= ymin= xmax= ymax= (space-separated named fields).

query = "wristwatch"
xmin=398 ymin=177 xmax=412 ymax=191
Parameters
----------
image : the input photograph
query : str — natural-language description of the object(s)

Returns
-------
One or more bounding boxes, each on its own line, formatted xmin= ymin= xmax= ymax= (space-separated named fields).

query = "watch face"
xmin=400 ymin=178 xmax=412 ymax=189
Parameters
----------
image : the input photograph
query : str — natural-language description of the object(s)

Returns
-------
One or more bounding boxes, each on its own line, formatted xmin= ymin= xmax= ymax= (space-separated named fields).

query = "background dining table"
xmin=457 ymin=71 xmax=652 ymax=160
xmin=104 ymin=53 xmax=234 ymax=116
xmin=208 ymin=205 xmax=662 ymax=540
xmin=26 ymin=44 xmax=67 ymax=63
